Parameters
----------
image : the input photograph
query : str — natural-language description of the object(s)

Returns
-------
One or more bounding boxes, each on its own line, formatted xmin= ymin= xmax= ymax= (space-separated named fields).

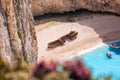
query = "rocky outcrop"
xmin=32 ymin=0 xmax=120 ymax=16
xmin=0 ymin=6 xmax=14 ymax=65
xmin=0 ymin=0 xmax=37 ymax=66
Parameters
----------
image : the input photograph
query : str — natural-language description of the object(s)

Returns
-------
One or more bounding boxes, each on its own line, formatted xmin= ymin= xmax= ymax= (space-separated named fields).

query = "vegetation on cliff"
xmin=0 ymin=0 xmax=37 ymax=66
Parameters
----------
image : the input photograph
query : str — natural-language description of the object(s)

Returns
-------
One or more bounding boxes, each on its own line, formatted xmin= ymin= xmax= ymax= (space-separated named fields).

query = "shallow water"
xmin=80 ymin=41 xmax=120 ymax=80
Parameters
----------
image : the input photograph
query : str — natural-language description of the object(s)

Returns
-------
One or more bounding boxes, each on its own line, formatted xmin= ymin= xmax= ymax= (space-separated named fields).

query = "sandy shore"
xmin=35 ymin=14 xmax=120 ymax=62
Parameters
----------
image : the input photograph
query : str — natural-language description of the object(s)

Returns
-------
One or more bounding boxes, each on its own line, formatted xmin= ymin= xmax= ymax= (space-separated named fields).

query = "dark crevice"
xmin=34 ymin=9 xmax=120 ymax=25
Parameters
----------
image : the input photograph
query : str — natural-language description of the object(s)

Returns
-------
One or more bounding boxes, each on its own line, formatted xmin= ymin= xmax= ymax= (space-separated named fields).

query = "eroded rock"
xmin=32 ymin=0 xmax=120 ymax=16
xmin=0 ymin=0 xmax=38 ymax=66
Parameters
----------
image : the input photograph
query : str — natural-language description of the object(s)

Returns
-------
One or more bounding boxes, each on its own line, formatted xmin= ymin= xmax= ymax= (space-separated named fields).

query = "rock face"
xmin=0 ymin=0 xmax=37 ymax=66
xmin=32 ymin=0 xmax=120 ymax=16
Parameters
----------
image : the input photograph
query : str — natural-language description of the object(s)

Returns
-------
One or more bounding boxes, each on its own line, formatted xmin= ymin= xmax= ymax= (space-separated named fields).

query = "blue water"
xmin=80 ymin=42 xmax=120 ymax=80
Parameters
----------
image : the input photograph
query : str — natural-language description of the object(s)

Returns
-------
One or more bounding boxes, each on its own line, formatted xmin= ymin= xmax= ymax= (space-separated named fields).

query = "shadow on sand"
xmin=34 ymin=9 xmax=120 ymax=54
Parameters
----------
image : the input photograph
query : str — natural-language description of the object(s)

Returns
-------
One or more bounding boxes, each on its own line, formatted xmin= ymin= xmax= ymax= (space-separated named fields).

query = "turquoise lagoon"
xmin=79 ymin=41 xmax=120 ymax=80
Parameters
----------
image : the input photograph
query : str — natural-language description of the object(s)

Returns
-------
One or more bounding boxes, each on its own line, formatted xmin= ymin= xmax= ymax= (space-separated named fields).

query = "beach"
xmin=35 ymin=13 xmax=120 ymax=62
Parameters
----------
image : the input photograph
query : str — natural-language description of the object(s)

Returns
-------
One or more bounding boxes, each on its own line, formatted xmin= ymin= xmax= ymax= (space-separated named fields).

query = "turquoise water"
xmin=80 ymin=41 xmax=120 ymax=80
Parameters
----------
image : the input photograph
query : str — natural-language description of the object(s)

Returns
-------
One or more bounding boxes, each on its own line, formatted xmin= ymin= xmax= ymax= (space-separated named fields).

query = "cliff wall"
xmin=32 ymin=0 xmax=120 ymax=16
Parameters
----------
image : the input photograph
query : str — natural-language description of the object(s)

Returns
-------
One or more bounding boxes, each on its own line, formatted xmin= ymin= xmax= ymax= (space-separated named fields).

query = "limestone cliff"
xmin=0 ymin=0 xmax=37 ymax=66
xmin=32 ymin=0 xmax=120 ymax=16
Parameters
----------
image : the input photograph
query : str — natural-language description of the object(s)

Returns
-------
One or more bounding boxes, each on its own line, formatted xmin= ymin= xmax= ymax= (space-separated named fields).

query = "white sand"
xmin=35 ymin=15 xmax=120 ymax=62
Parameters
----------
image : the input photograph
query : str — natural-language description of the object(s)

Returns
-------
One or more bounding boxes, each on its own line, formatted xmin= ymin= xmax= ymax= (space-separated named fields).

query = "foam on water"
xmin=79 ymin=41 xmax=120 ymax=80
xmin=64 ymin=40 xmax=120 ymax=80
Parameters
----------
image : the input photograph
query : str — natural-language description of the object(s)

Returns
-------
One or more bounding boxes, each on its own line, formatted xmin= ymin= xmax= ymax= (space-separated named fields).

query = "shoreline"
xmin=35 ymin=14 xmax=120 ymax=62
xmin=61 ymin=38 xmax=120 ymax=62
xmin=60 ymin=43 xmax=107 ymax=61
xmin=106 ymin=39 xmax=120 ymax=44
